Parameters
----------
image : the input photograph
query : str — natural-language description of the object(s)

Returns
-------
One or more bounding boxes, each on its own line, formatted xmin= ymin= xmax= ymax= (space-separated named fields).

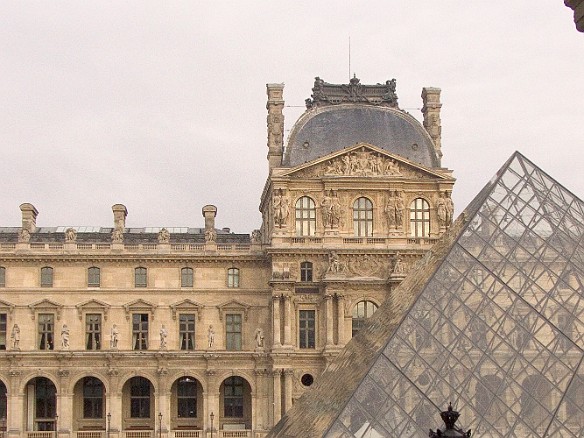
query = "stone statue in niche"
xmin=205 ymin=229 xmax=217 ymax=243
xmin=159 ymin=324 xmax=168 ymax=349
xmin=385 ymin=192 xmax=397 ymax=228
xmin=393 ymin=252 xmax=406 ymax=275
xmin=437 ymin=195 xmax=448 ymax=227
xmin=207 ymin=325 xmax=215 ymax=348
xmin=110 ymin=324 xmax=119 ymax=349
xmin=111 ymin=228 xmax=123 ymax=243
xmin=11 ymin=323 xmax=20 ymax=350
xmin=61 ymin=324 xmax=70 ymax=349
xmin=255 ymin=328 xmax=265 ymax=349
xmin=321 ymin=191 xmax=332 ymax=227
xmin=65 ymin=227 xmax=77 ymax=242
xmin=330 ymin=195 xmax=342 ymax=228
xmin=395 ymin=191 xmax=405 ymax=227
xmin=445 ymin=192 xmax=454 ymax=225
xmin=158 ymin=228 xmax=170 ymax=243
xmin=273 ymin=190 xmax=290 ymax=228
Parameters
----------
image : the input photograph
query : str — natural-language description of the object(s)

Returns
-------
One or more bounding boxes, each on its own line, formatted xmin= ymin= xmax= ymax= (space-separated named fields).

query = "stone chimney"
xmin=421 ymin=87 xmax=442 ymax=165
xmin=112 ymin=204 xmax=128 ymax=230
xmin=266 ymin=83 xmax=285 ymax=171
xmin=19 ymin=203 xmax=38 ymax=233
xmin=202 ymin=205 xmax=217 ymax=231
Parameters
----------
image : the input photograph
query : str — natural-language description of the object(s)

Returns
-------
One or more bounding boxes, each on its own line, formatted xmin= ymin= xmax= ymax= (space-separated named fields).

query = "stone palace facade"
xmin=0 ymin=77 xmax=454 ymax=438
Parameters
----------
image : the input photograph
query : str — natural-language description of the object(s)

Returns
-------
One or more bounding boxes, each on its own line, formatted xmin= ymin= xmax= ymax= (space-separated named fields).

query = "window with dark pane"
xmin=38 ymin=314 xmax=54 ymax=350
xmin=0 ymin=380 xmax=6 ymax=423
xmin=225 ymin=314 xmax=242 ymax=351
xmin=130 ymin=377 xmax=151 ymax=418
xmin=132 ymin=313 xmax=149 ymax=350
xmin=181 ymin=267 xmax=194 ymax=288
xmin=177 ymin=377 xmax=197 ymax=418
xmin=0 ymin=313 xmax=6 ymax=350
xmin=134 ymin=267 xmax=147 ymax=287
xmin=35 ymin=378 xmax=56 ymax=430
xmin=353 ymin=197 xmax=373 ymax=237
xmin=83 ymin=377 xmax=104 ymax=418
xmin=88 ymin=267 xmax=100 ymax=287
xmin=40 ymin=267 xmax=53 ymax=287
xmin=179 ymin=314 xmax=195 ymax=350
xmin=300 ymin=261 xmax=313 ymax=282
xmin=85 ymin=314 xmax=101 ymax=350
xmin=223 ymin=377 xmax=244 ymax=418
xmin=0 ymin=266 xmax=5 ymax=287
xmin=299 ymin=310 xmax=315 ymax=349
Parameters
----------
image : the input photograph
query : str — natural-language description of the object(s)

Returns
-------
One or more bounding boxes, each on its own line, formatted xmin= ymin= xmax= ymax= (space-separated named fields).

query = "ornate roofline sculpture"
xmin=305 ymin=75 xmax=398 ymax=109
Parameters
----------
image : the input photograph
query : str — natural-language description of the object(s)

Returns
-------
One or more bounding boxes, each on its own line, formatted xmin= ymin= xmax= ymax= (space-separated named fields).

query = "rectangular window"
xmin=225 ymin=314 xmax=242 ymax=351
xmin=0 ymin=267 xmax=5 ymax=287
xmin=41 ymin=267 xmax=53 ymax=287
xmin=181 ymin=267 xmax=194 ymax=288
xmin=177 ymin=378 xmax=197 ymax=418
xmin=227 ymin=268 xmax=239 ymax=288
xmin=85 ymin=314 xmax=102 ymax=350
xmin=0 ymin=313 xmax=6 ymax=350
xmin=132 ymin=313 xmax=149 ymax=350
xmin=38 ymin=314 xmax=55 ymax=350
xmin=88 ymin=267 xmax=100 ymax=287
xmin=299 ymin=310 xmax=316 ymax=349
xmin=135 ymin=267 xmax=147 ymax=288
xmin=83 ymin=377 xmax=104 ymax=418
xmin=179 ymin=314 xmax=196 ymax=350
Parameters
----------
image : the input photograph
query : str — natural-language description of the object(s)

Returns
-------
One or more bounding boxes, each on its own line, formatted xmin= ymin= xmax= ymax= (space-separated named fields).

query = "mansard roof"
xmin=283 ymin=77 xmax=440 ymax=169
xmin=268 ymin=152 xmax=584 ymax=437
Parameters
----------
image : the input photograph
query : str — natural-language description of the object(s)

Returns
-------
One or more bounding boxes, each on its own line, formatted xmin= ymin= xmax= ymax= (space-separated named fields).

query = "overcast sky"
xmin=1 ymin=1 xmax=583 ymax=233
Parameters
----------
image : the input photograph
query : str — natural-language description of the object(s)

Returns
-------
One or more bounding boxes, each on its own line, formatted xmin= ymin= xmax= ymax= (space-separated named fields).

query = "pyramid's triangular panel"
xmin=269 ymin=152 xmax=584 ymax=437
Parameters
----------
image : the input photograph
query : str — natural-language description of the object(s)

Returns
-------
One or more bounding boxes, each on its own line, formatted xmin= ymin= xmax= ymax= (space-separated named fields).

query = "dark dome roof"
xmin=283 ymin=104 xmax=439 ymax=168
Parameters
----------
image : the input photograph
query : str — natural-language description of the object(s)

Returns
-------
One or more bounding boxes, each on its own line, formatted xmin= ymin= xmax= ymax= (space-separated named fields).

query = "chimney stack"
xmin=202 ymin=205 xmax=217 ymax=231
xmin=421 ymin=87 xmax=443 ymax=165
xmin=20 ymin=203 xmax=38 ymax=233
xmin=266 ymin=83 xmax=285 ymax=171
xmin=112 ymin=204 xmax=128 ymax=230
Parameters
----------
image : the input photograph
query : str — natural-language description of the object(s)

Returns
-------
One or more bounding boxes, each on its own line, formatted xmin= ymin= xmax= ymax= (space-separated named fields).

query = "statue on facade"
xmin=160 ymin=324 xmax=168 ymax=349
xmin=65 ymin=227 xmax=77 ymax=242
xmin=205 ymin=228 xmax=217 ymax=243
xmin=110 ymin=324 xmax=119 ymax=349
xmin=437 ymin=195 xmax=448 ymax=227
xmin=321 ymin=191 xmax=332 ymax=227
xmin=207 ymin=325 xmax=215 ymax=348
xmin=330 ymin=195 xmax=342 ymax=228
xmin=61 ymin=324 xmax=70 ymax=349
xmin=393 ymin=252 xmax=405 ymax=275
xmin=395 ymin=191 xmax=405 ymax=227
xmin=158 ymin=227 xmax=170 ymax=243
xmin=385 ymin=192 xmax=397 ymax=228
xmin=19 ymin=228 xmax=30 ymax=243
xmin=328 ymin=251 xmax=344 ymax=274
xmin=251 ymin=229 xmax=262 ymax=244
xmin=445 ymin=192 xmax=454 ymax=225
xmin=273 ymin=190 xmax=290 ymax=228
xmin=255 ymin=328 xmax=264 ymax=349
xmin=111 ymin=228 xmax=123 ymax=243
xmin=11 ymin=323 xmax=20 ymax=350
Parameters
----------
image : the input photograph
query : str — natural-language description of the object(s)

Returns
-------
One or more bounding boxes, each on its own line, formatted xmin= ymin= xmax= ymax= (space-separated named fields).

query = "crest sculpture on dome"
xmin=305 ymin=75 xmax=398 ymax=108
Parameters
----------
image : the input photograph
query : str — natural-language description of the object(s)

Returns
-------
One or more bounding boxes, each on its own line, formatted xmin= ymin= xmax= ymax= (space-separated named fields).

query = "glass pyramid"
xmin=269 ymin=152 xmax=584 ymax=437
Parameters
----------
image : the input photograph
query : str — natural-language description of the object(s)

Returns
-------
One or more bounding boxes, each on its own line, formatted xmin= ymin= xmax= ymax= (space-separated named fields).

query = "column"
xmin=272 ymin=369 xmax=282 ymax=425
xmin=57 ymin=370 xmax=72 ymax=436
xmin=156 ymin=369 xmax=170 ymax=436
xmin=272 ymin=294 xmax=281 ymax=348
xmin=7 ymin=373 xmax=23 ymax=437
xmin=107 ymin=392 xmax=122 ymax=436
xmin=283 ymin=369 xmax=294 ymax=414
xmin=205 ymin=371 xmax=220 ymax=436
xmin=325 ymin=294 xmax=334 ymax=347
xmin=283 ymin=294 xmax=292 ymax=347
xmin=336 ymin=294 xmax=345 ymax=346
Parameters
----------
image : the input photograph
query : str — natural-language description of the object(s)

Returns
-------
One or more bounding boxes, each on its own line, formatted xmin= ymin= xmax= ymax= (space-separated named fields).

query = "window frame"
xmin=353 ymin=197 xmax=374 ymax=237
xmin=409 ymin=198 xmax=431 ymax=238
xmin=295 ymin=196 xmax=317 ymax=236
xmin=351 ymin=300 xmax=379 ymax=337
xmin=181 ymin=267 xmax=194 ymax=288
xmin=298 ymin=309 xmax=316 ymax=349
xmin=134 ymin=267 xmax=148 ymax=288
xmin=87 ymin=267 xmax=101 ymax=288
xmin=38 ymin=313 xmax=55 ymax=350
xmin=179 ymin=313 xmax=196 ymax=351
xmin=85 ymin=313 xmax=102 ymax=350
xmin=0 ymin=266 xmax=5 ymax=287
xmin=300 ymin=261 xmax=313 ymax=282
xmin=176 ymin=377 xmax=197 ymax=418
xmin=132 ymin=313 xmax=149 ymax=350
xmin=40 ymin=267 xmax=54 ymax=288
xmin=0 ymin=313 xmax=6 ymax=350
xmin=225 ymin=313 xmax=243 ymax=351
xmin=227 ymin=268 xmax=240 ymax=288
xmin=129 ymin=377 xmax=151 ymax=419
xmin=223 ymin=377 xmax=244 ymax=418
xmin=82 ymin=376 xmax=104 ymax=419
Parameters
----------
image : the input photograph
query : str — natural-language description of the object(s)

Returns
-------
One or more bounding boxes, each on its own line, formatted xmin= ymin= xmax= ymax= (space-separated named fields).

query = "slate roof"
xmin=268 ymin=152 xmax=584 ymax=437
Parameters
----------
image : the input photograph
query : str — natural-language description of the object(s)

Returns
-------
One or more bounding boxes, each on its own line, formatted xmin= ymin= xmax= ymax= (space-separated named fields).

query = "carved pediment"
xmin=280 ymin=143 xmax=453 ymax=181
xmin=170 ymin=299 xmax=204 ymax=320
xmin=29 ymin=299 xmax=63 ymax=320
xmin=0 ymin=298 xmax=15 ymax=314
xmin=123 ymin=299 xmax=157 ymax=320
xmin=76 ymin=299 xmax=111 ymax=320
xmin=217 ymin=300 xmax=250 ymax=321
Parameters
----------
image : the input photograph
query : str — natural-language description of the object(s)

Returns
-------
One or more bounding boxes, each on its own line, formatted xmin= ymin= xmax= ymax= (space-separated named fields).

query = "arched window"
xmin=295 ymin=196 xmax=316 ymax=236
xmin=129 ymin=377 xmax=152 ymax=419
xmin=409 ymin=198 xmax=430 ymax=238
xmin=26 ymin=377 xmax=57 ymax=431
xmin=135 ymin=267 xmax=147 ymax=288
xmin=41 ymin=267 xmax=53 ymax=287
xmin=352 ymin=301 xmax=378 ymax=337
xmin=300 ymin=261 xmax=313 ymax=282
xmin=82 ymin=377 xmax=104 ymax=419
xmin=88 ymin=267 xmax=100 ymax=287
xmin=353 ymin=197 xmax=373 ymax=237
xmin=181 ymin=267 xmax=194 ymax=288
xmin=223 ymin=377 xmax=244 ymax=418
xmin=0 ymin=380 xmax=6 ymax=427
xmin=176 ymin=377 xmax=197 ymax=418
xmin=227 ymin=268 xmax=240 ymax=288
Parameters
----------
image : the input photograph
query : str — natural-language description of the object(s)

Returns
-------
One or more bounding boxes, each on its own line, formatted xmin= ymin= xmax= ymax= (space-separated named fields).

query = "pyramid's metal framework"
xmin=269 ymin=152 xmax=584 ymax=437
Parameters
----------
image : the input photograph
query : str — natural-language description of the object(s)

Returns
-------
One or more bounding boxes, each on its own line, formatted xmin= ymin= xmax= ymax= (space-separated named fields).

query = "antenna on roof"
xmin=348 ymin=36 xmax=351 ymax=81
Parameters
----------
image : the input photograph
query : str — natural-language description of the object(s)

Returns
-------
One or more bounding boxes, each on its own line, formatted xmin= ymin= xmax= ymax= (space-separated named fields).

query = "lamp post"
xmin=107 ymin=413 xmax=111 ymax=438
xmin=54 ymin=415 xmax=58 ymax=438
xmin=429 ymin=403 xmax=471 ymax=437
xmin=158 ymin=412 xmax=162 ymax=438
xmin=210 ymin=412 xmax=214 ymax=438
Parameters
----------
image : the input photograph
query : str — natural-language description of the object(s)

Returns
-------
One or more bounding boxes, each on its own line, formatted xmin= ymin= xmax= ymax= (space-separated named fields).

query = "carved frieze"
xmin=345 ymin=254 xmax=390 ymax=278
